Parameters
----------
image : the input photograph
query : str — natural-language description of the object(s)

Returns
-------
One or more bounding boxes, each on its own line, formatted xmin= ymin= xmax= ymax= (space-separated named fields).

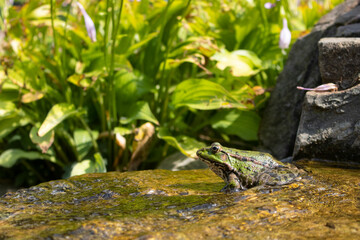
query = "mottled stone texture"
xmin=0 ymin=165 xmax=359 ymax=239
xmin=259 ymin=0 xmax=360 ymax=159
xmin=293 ymin=84 xmax=360 ymax=162
xmin=318 ymin=38 xmax=360 ymax=89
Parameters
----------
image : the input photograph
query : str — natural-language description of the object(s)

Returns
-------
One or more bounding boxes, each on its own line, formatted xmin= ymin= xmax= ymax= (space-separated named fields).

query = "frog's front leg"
xmin=220 ymin=172 xmax=245 ymax=192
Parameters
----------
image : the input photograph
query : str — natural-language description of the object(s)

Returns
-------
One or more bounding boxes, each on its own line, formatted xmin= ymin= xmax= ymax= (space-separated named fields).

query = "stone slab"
xmin=336 ymin=23 xmax=360 ymax=37
xmin=0 ymin=165 xmax=359 ymax=239
xmin=293 ymin=84 xmax=360 ymax=162
xmin=318 ymin=37 xmax=360 ymax=89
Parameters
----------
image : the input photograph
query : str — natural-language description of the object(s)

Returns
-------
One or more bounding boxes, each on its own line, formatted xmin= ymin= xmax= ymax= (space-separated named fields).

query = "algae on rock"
xmin=0 ymin=162 xmax=359 ymax=239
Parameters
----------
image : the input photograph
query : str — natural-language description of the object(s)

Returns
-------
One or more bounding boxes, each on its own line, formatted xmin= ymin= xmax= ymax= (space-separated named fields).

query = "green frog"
xmin=196 ymin=142 xmax=304 ymax=192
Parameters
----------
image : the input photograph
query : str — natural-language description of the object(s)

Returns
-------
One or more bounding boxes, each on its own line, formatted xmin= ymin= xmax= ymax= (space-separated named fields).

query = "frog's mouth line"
xmin=198 ymin=155 xmax=234 ymax=173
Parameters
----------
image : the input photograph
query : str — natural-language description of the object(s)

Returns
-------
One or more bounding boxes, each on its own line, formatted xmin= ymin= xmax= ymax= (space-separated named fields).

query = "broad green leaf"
xmin=0 ymin=115 xmax=30 ymax=139
xmin=69 ymin=153 xmax=106 ymax=177
xmin=211 ymin=49 xmax=262 ymax=77
xmin=28 ymin=4 xmax=50 ymax=19
xmin=120 ymin=101 xmax=159 ymax=125
xmin=171 ymin=79 xmax=246 ymax=110
xmin=94 ymin=152 xmax=106 ymax=173
xmin=127 ymin=32 xmax=159 ymax=56
xmin=211 ymin=110 xmax=260 ymax=141
xmin=38 ymin=103 xmax=77 ymax=137
xmin=7 ymin=68 xmax=25 ymax=88
xmin=0 ymin=81 xmax=19 ymax=102
xmin=115 ymin=69 xmax=153 ymax=107
xmin=157 ymin=128 xmax=205 ymax=158
xmin=69 ymin=160 xmax=95 ymax=177
xmin=74 ymin=129 xmax=99 ymax=160
xmin=0 ymin=101 xmax=17 ymax=120
xmin=30 ymin=125 xmax=54 ymax=153
xmin=0 ymin=149 xmax=53 ymax=168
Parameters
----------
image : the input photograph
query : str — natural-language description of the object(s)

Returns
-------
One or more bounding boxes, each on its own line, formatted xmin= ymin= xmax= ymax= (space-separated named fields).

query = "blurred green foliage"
xmin=0 ymin=0 xmax=342 ymax=186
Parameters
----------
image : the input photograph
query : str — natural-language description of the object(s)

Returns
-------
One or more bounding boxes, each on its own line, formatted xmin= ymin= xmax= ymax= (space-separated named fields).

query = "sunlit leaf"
xmin=28 ymin=4 xmax=50 ymax=19
xmin=67 ymin=74 xmax=92 ymax=88
xmin=0 ymin=81 xmax=19 ymax=102
xmin=38 ymin=103 xmax=77 ymax=137
xmin=120 ymin=101 xmax=159 ymax=125
xmin=114 ymin=126 xmax=133 ymax=136
xmin=30 ymin=125 xmax=54 ymax=153
xmin=0 ymin=149 xmax=54 ymax=168
xmin=127 ymin=32 xmax=159 ymax=56
xmin=69 ymin=153 xmax=106 ymax=177
xmin=157 ymin=128 xmax=205 ymax=158
xmin=21 ymin=92 xmax=44 ymax=103
xmin=211 ymin=110 xmax=260 ymax=141
xmin=74 ymin=129 xmax=99 ymax=160
xmin=211 ymin=49 xmax=262 ymax=77
xmin=94 ymin=152 xmax=106 ymax=173
xmin=0 ymin=114 xmax=30 ymax=139
xmin=0 ymin=101 xmax=16 ymax=119
xmin=171 ymin=79 xmax=247 ymax=110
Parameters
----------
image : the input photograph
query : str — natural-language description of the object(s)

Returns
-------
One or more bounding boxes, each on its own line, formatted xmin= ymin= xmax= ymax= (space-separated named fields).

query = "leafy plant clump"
xmin=0 ymin=0 xmax=342 ymax=186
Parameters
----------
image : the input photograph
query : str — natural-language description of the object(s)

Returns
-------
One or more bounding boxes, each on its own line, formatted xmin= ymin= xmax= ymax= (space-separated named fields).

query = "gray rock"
xmin=336 ymin=23 xmax=360 ymax=37
xmin=293 ymin=84 xmax=360 ymax=162
xmin=318 ymin=38 xmax=360 ymax=89
xmin=259 ymin=0 xmax=360 ymax=159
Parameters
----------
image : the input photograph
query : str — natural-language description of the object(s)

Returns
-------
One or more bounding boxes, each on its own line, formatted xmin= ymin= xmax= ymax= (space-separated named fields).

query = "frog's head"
xmin=196 ymin=142 xmax=233 ymax=170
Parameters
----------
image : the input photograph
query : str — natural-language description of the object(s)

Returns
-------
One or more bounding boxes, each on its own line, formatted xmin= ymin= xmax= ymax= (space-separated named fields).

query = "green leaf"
xmin=0 ymin=149 xmax=53 ymax=168
xmin=211 ymin=49 xmax=262 ymax=77
xmin=0 ymin=101 xmax=17 ymax=120
xmin=69 ymin=153 xmax=106 ymax=177
xmin=157 ymin=128 xmax=205 ymax=158
xmin=171 ymin=79 xmax=246 ymax=110
xmin=120 ymin=101 xmax=159 ymax=125
xmin=38 ymin=103 xmax=77 ymax=137
xmin=94 ymin=152 xmax=106 ymax=173
xmin=30 ymin=125 xmax=54 ymax=153
xmin=0 ymin=115 xmax=30 ymax=139
xmin=115 ymin=69 xmax=153 ymax=107
xmin=74 ymin=129 xmax=99 ymax=160
xmin=127 ymin=32 xmax=159 ymax=56
xmin=211 ymin=110 xmax=260 ymax=141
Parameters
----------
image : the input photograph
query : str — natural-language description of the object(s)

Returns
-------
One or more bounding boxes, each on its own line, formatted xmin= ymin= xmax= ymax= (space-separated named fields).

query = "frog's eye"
xmin=210 ymin=143 xmax=221 ymax=153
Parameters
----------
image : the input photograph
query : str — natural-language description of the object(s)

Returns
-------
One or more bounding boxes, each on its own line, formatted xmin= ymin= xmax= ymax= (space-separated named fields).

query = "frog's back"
xmin=256 ymin=165 xmax=304 ymax=186
xmin=226 ymin=147 xmax=284 ymax=168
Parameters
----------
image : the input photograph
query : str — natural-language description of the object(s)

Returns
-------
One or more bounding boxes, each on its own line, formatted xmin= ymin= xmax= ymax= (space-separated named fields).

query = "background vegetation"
xmin=0 ymin=0 xmax=342 ymax=187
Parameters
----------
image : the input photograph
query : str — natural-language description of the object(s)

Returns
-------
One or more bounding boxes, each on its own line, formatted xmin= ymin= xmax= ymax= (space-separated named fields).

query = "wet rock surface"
xmin=294 ymin=84 xmax=360 ymax=162
xmin=259 ymin=0 xmax=360 ymax=159
xmin=0 ymin=162 xmax=359 ymax=239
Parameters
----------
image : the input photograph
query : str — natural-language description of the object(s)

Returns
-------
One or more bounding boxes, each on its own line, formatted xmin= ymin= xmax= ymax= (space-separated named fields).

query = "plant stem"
xmin=104 ymin=0 xmax=124 ymax=166
xmin=61 ymin=0 xmax=73 ymax=80
xmin=104 ymin=0 xmax=111 ymax=73
xmin=78 ymin=116 xmax=99 ymax=153
xmin=50 ymin=0 xmax=58 ymax=57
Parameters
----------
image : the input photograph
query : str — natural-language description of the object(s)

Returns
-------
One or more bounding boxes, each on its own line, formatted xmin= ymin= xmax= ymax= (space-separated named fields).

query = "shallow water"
xmin=0 ymin=159 xmax=359 ymax=239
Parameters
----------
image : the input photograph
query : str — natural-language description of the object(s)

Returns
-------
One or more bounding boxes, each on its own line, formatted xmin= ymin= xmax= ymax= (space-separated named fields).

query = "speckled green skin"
xmin=196 ymin=142 xmax=302 ymax=192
